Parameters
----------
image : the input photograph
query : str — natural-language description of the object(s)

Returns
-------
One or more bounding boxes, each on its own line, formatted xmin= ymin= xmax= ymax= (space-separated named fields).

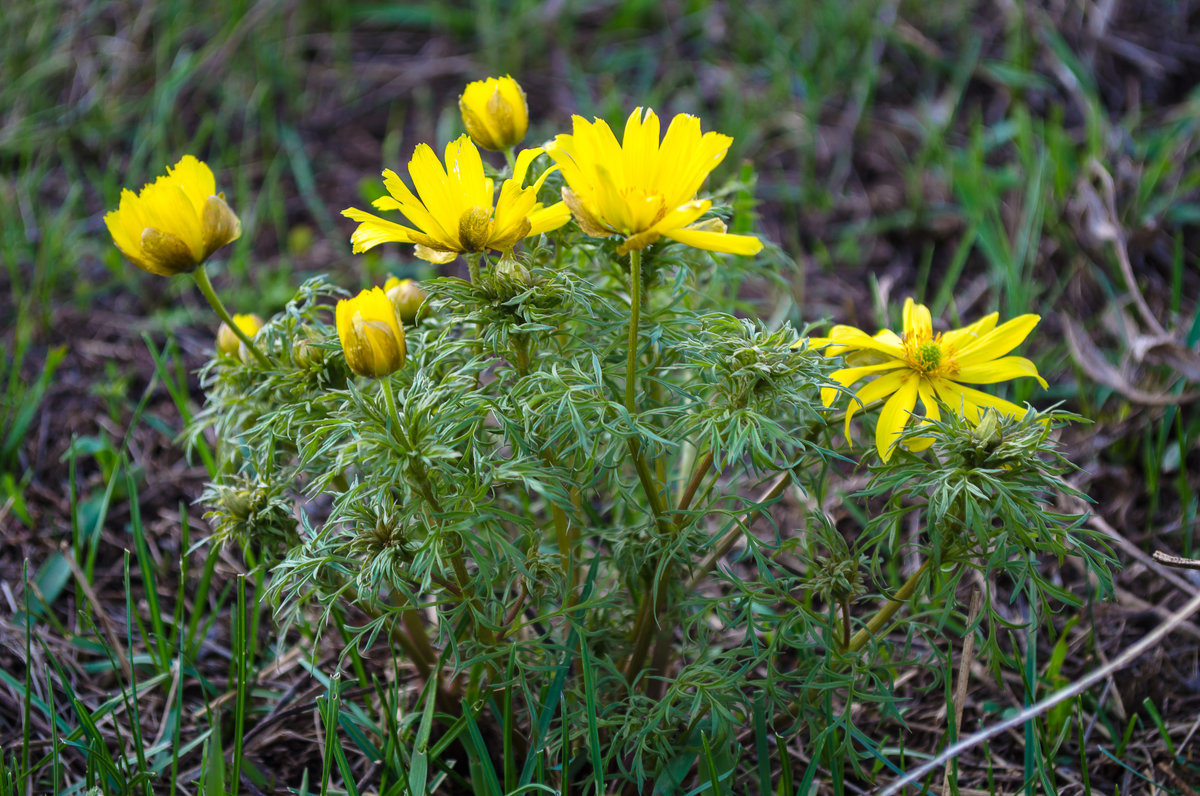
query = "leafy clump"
xmin=106 ymin=77 xmax=1114 ymax=792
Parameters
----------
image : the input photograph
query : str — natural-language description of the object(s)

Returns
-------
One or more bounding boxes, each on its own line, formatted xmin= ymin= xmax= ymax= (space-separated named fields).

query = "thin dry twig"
xmin=941 ymin=587 xmax=982 ymax=794
xmin=877 ymin=586 xmax=1200 ymax=795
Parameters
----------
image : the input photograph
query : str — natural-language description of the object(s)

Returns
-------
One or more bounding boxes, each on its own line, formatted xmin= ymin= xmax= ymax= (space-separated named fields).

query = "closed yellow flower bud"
xmin=383 ymin=277 xmax=429 ymax=325
xmin=336 ymin=287 xmax=407 ymax=378
xmin=459 ymin=75 xmax=528 ymax=152
xmin=105 ymin=155 xmax=242 ymax=276
xmin=216 ymin=313 xmax=265 ymax=360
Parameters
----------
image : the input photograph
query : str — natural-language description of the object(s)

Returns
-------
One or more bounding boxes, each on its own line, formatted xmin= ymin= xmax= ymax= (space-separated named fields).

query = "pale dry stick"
xmin=876 ymin=585 xmax=1200 ymax=795
xmin=1152 ymin=550 xmax=1200 ymax=570
xmin=1158 ymin=761 xmax=1200 ymax=796
xmin=1081 ymin=506 xmax=1200 ymax=595
xmin=59 ymin=544 xmax=132 ymax=680
xmin=940 ymin=587 xmax=982 ymax=795
xmin=148 ymin=657 xmax=183 ymax=749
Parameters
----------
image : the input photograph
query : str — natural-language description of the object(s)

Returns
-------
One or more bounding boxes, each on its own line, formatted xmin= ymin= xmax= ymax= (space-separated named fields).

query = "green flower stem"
xmin=540 ymin=449 xmax=581 ymax=600
xmin=342 ymin=582 xmax=459 ymax=712
xmin=844 ymin=559 xmax=932 ymax=654
xmin=512 ymin=334 xmax=531 ymax=374
xmin=676 ymin=450 xmax=714 ymax=516
xmin=682 ymin=403 xmax=879 ymax=592
xmin=382 ymin=380 xmax=496 ymax=646
xmin=502 ymin=146 xmax=517 ymax=174
xmin=686 ymin=469 xmax=792 ymax=591
xmin=192 ymin=266 xmax=270 ymax=366
xmin=401 ymin=607 xmax=439 ymax=671
xmin=625 ymin=248 xmax=643 ymax=415
xmin=624 ymin=449 xmax=716 ymax=685
xmin=621 ymin=246 xmax=670 ymax=527
xmin=466 ymin=251 xmax=482 ymax=285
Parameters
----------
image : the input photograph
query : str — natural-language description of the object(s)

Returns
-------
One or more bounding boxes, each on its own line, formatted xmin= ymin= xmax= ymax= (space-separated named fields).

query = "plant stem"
xmin=686 ymin=470 xmax=793 ymax=591
xmin=676 ymin=450 xmax=714 ymax=516
xmin=401 ymin=607 xmax=438 ymax=671
xmin=512 ymin=334 xmax=530 ymax=374
xmin=844 ymin=559 xmax=932 ymax=654
xmin=840 ymin=594 xmax=851 ymax=649
xmin=192 ymin=266 xmax=270 ymax=366
xmin=624 ymin=450 xmax=717 ymax=684
xmin=382 ymin=380 xmax=495 ymax=645
xmin=466 ymin=251 xmax=482 ymax=285
xmin=625 ymin=248 xmax=642 ymax=415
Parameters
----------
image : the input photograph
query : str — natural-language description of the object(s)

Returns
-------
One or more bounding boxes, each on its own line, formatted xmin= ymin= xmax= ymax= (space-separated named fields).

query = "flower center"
xmin=912 ymin=341 xmax=941 ymax=373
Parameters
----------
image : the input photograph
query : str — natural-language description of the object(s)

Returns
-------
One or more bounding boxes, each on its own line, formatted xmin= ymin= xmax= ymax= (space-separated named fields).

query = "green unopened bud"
xmin=292 ymin=333 xmax=325 ymax=369
xmin=219 ymin=486 xmax=257 ymax=522
xmin=216 ymin=314 xmax=264 ymax=362
xmin=972 ymin=410 xmax=1002 ymax=448
xmin=384 ymin=277 xmax=429 ymax=325
xmin=491 ymin=254 xmax=533 ymax=301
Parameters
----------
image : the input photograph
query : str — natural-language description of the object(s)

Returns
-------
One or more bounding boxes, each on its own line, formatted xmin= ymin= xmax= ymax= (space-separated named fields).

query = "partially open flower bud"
xmin=216 ymin=314 xmax=264 ymax=361
xmin=384 ymin=277 xmax=429 ymax=325
xmin=971 ymin=409 xmax=1002 ymax=449
xmin=336 ymin=287 xmax=407 ymax=378
xmin=459 ymin=75 xmax=528 ymax=152
xmin=105 ymin=155 xmax=242 ymax=277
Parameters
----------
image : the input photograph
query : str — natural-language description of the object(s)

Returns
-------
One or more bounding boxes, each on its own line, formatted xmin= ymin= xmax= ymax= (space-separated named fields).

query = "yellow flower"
xmin=336 ymin=287 xmax=407 ymax=378
xmin=105 ymin=155 xmax=241 ymax=276
xmin=342 ymin=136 xmax=570 ymax=264
xmin=383 ymin=277 xmax=428 ymax=325
xmin=819 ymin=298 xmax=1048 ymax=461
xmin=216 ymin=313 xmax=264 ymax=360
xmin=545 ymin=108 xmax=763 ymax=256
xmin=459 ymin=75 xmax=528 ymax=152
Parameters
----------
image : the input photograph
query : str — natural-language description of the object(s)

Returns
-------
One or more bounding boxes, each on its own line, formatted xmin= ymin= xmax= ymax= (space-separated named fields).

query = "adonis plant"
xmin=108 ymin=75 xmax=1114 ymax=791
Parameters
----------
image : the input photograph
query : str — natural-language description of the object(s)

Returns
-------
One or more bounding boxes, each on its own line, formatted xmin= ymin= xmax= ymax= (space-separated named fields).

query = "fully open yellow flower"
xmin=545 ymin=108 xmax=762 ymax=256
xmin=342 ymin=136 xmax=570 ymax=264
xmin=105 ymin=155 xmax=241 ymax=276
xmin=459 ymin=75 xmax=528 ymax=152
xmin=336 ymin=287 xmax=407 ymax=378
xmin=818 ymin=298 xmax=1047 ymax=461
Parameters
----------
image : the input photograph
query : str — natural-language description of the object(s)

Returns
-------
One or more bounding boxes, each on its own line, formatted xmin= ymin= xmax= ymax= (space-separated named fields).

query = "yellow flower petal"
xmin=527 ymin=202 xmax=572 ymax=237
xmin=954 ymin=314 xmax=1041 ymax=367
xmin=662 ymin=227 xmax=764 ymax=255
xmin=823 ymin=326 xmax=905 ymax=359
xmin=902 ymin=298 xmax=933 ymax=341
xmin=932 ymin=379 xmax=1030 ymax=424
xmin=342 ymin=208 xmax=421 ymax=253
xmin=905 ymin=379 xmax=941 ymax=452
xmin=875 ymin=374 xmax=919 ymax=461
xmin=822 ymin=360 xmax=907 ymax=407
xmin=941 ymin=312 xmax=999 ymax=350
xmin=955 ymin=356 xmax=1048 ymax=389
xmin=843 ymin=368 xmax=910 ymax=440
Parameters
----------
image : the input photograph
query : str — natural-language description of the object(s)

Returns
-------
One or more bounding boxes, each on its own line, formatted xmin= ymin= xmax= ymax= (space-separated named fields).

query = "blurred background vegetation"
xmin=2 ymin=0 xmax=1199 ymax=792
